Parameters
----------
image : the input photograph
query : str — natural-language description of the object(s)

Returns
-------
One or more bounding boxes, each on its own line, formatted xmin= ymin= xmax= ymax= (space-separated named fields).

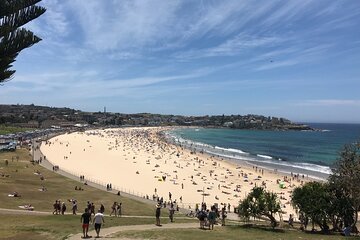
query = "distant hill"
xmin=0 ymin=104 xmax=312 ymax=131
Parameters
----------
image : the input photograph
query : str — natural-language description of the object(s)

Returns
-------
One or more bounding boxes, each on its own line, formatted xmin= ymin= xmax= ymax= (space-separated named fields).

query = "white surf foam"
xmin=257 ymin=154 xmax=273 ymax=159
xmin=166 ymin=130 xmax=333 ymax=176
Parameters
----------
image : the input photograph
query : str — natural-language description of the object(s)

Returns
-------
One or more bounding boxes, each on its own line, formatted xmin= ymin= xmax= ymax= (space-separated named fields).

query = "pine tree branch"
xmin=0 ymin=5 xmax=46 ymax=36
xmin=0 ymin=69 xmax=15 ymax=82
xmin=1 ymin=28 xmax=42 ymax=56
xmin=0 ymin=0 xmax=46 ymax=83
xmin=0 ymin=0 xmax=43 ymax=18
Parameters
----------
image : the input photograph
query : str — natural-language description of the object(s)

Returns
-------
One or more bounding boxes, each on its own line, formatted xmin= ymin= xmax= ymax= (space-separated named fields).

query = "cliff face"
xmin=0 ymin=104 xmax=312 ymax=131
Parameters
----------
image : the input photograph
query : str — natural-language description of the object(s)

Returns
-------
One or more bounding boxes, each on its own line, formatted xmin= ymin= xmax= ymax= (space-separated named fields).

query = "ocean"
xmin=166 ymin=123 xmax=360 ymax=180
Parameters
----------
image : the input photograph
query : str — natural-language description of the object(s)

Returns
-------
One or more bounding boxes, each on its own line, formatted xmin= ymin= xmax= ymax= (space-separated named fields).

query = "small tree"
xmin=0 ymin=0 xmax=46 ymax=83
xmin=292 ymin=181 xmax=331 ymax=232
xmin=327 ymin=183 xmax=355 ymax=231
xmin=328 ymin=142 xmax=360 ymax=230
xmin=238 ymin=187 xmax=281 ymax=228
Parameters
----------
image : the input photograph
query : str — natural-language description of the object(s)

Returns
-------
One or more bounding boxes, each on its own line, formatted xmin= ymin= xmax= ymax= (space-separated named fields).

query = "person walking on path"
xmin=61 ymin=202 xmax=66 ymax=215
xmin=289 ymin=214 xmax=294 ymax=228
xmin=72 ymin=199 xmax=78 ymax=215
xmin=53 ymin=200 xmax=60 ymax=215
xmin=100 ymin=203 xmax=105 ymax=213
xmin=110 ymin=202 xmax=117 ymax=217
xmin=93 ymin=209 xmax=105 ymax=238
xmin=155 ymin=204 xmax=162 ymax=226
xmin=221 ymin=207 xmax=227 ymax=226
xmin=80 ymin=208 xmax=92 ymax=238
xmin=117 ymin=202 xmax=122 ymax=217
xmin=208 ymin=206 xmax=217 ymax=230
xmin=169 ymin=205 xmax=175 ymax=222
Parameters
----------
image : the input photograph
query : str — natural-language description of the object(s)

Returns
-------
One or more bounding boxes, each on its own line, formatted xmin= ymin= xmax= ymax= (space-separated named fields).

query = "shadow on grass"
xmin=232 ymin=224 xmax=345 ymax=238
xmin=301 ymin=229 xmax=344 ymax=237
xmin=231 ymin=224 xmax=286 ymax=233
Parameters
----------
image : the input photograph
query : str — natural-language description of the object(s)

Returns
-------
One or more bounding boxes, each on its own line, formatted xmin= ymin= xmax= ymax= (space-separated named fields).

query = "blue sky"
xmin=1 ymin=0 xmax=360 ymax=123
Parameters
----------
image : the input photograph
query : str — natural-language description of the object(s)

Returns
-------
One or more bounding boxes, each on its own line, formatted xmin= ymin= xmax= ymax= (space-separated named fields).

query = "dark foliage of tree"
xmin=0 ymin=0 xmax=46 ymax=83
xmin=327 ymin=183 xmax=355 ymax=231
xmin=238 ymin=187 xmax=281 ymax=229
xmin=292 ymin=182 xmax=331 ymax=232
xmin=292 ymin=142 xmax=360 ymax=233
xmin=328 ymin=143 xmax=360 ymax=229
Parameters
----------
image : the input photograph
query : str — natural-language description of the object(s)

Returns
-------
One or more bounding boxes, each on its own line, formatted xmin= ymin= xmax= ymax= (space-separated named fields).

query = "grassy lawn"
xmin=0 ymin=125 xmax=31 ymax=135
xmin=0 ymin=149 xmax=154 ymax=215
xmin=0 ymin=214 xmax=176 ymax=240
xmin=113 ymin=224 xmax=355 ymax=240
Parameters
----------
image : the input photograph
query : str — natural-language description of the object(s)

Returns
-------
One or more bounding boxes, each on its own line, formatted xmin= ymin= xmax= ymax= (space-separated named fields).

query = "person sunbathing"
xmin=9 ymin=191 xmax=21 ymax=197
xmin=19 ymin=204 xmax=34 ymax=210
xmin=24 ymin=204 xmax=34 ymax=210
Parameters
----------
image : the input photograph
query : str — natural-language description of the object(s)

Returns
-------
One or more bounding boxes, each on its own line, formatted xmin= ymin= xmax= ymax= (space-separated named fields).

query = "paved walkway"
xmin=67 ymin=222 xmax=200 ymax=240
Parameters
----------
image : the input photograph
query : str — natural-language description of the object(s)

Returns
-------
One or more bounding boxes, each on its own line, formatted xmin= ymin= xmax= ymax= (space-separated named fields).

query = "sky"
xmin=1 ymin=0 xmax=360 ymax=123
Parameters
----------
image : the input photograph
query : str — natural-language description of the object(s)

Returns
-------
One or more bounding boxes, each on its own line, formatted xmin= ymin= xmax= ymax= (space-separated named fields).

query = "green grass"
xmin=0 ymin=214 xmax=167 ymax=240
xmin=0 ymin=149 xmax=154 ymax=216
xmin=0 ymin=125 xmax=31 ymax=135
xmin=113 ymin=224 xmax=356 ymax=240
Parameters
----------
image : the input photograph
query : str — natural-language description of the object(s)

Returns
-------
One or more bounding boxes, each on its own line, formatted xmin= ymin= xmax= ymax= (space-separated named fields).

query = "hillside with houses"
xmin=0 ymin=104 xmax=312 ymax=131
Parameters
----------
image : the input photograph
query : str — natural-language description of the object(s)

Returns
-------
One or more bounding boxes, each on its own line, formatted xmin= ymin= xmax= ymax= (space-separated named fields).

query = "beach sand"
xmin=40 ymin=127 xmax=307 ymax=219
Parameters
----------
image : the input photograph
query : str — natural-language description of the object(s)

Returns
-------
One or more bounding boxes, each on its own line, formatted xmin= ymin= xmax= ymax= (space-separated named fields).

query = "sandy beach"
xmin=40 ymin=127 xmax=307 ymax=218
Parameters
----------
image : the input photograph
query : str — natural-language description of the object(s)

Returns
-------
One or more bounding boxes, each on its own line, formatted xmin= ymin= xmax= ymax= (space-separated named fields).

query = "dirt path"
xmin=0 ymin=207 xmax=49 ymax=215
xmin=66 ymin=222 xmax=200 ymax=240
xmin=0 ymin=207 xmax=209 ymax=240
xmin=0 ymin=207 xmax=190 ymax=220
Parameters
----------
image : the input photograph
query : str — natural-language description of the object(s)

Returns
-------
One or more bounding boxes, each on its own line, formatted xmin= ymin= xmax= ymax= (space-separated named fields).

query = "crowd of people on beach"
xmin=43 ymin=128 xmax=256 ymax=212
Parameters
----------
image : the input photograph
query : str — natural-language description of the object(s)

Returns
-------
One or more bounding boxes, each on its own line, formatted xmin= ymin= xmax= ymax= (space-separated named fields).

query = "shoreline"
xmin=40 ymin=127 xmax=312 ymax=219
xmin=163 ymin=127 xmax=330 ymax=181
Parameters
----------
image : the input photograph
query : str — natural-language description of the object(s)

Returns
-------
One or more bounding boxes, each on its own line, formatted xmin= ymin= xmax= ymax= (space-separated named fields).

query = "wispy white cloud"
xmin=312 ymin=1 xmax=342 ymax=18
xmin=261 ymin=0 xmax=313 ymax=27
xmin=3 ymin=65 xmax=219 ymax=100
xmin=26 ymin=0 xmax=70 ymax=39
xmin=174 ymin=34 xmax=284 ymax=59
xmin=67 ymin=0 xmax=182 ymax=51
xmin=254 ymin=60 xmax=299 ymax=71
xmin=26 ymin=0 xmax=358 ymax=64
xmin=108 ymin=51 xmax=144 ymax=60
xmin=180 ymin=1 xmax=248 ymax=40
xmin=253 ymin=43 xmax=333 ymax=71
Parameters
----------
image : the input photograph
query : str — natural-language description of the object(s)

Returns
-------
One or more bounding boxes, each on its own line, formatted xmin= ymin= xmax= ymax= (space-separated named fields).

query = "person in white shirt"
xmin=93 ymin=209 xmax=105 ymax=238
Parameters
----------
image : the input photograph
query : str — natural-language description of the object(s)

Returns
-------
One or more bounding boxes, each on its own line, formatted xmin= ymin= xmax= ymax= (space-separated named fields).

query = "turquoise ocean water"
xmin=166 ymin=123 xmax=360 ymax=179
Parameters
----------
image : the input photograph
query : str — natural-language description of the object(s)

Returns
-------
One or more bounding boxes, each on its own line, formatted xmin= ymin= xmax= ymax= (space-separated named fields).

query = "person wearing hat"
xmin=155 ymin=204 xmax=161 ymax=226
